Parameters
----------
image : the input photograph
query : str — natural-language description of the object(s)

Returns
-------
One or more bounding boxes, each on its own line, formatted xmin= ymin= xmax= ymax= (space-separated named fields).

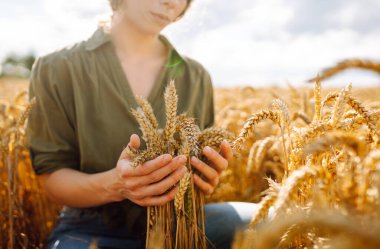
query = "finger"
xmin=193 ymin=173 xmax=214 ymax=195
xmin=203 ymin=146 xmax=228 ymax=174
xmin=138 ymin=166 xmax=188 ymax=196
xmin=126 ymin=155 xmax=186 ymax=187
xmin=191 ymin=156 xmax=219 ymax=187
xmin=119 ymin=134 xmax=141 ymax=160
xmin=134 ymin=186 xmax=179 ymax=207
xmin=128 ymin=134 xmax=141 ymax=150
xmin=138 ymin=155 xmax=187 ymax=185
xmin=220 ymin=140 xmax=233 ymax=161
xmin=121 ymin=154 xmax=173 ymax=177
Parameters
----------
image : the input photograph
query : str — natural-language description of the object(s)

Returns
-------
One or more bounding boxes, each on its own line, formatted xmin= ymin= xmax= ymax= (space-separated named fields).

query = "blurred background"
xmin=1 ymin=0 xmax=379 ymax=88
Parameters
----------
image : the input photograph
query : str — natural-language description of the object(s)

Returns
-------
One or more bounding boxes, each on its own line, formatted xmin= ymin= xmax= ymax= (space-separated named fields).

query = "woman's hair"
xmin=109 ymin=0 xmax=123 ymax=12
xmin=108 ymin=0 xmax=193 ymax=18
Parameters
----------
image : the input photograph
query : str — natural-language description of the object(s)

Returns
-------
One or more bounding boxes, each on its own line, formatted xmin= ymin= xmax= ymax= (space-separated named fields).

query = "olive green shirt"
xmin=27 ymin=26 xmax=215 ymax=176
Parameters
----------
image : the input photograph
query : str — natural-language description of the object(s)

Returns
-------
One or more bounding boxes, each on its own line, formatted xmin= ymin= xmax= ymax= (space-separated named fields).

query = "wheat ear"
xmin=130 ymin=108 xmax=161 ymax=148
xmin=330 ymin=83 xmax=352 ymax=127
xmin=174 ymin=172 xmax=191 ymax=216
xmin=312 ymin=79 xmax=322 ymax=123
xmin=271 ymin=166 xmax=316 ymax=219
xmin=233 ymin=110 xmax=281 ymax=151
xmin=135 ymin=95 xmax=159 ymax=129
xmin=164 ymin=80 xmax=178 ymax=141
xmin=308 ymin=59 xmax=380 ymax=82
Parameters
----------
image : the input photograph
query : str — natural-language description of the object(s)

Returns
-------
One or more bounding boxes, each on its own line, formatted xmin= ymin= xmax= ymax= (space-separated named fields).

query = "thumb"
xmin=119 ymin=134 xmax=141 ymax=160
xmin=128 ymin=134 xmax=141 ymax=149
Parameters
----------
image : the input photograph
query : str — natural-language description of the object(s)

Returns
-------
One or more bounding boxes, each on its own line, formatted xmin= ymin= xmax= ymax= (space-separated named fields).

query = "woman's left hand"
xmin=190 ymin=140 xmax=233 ymax=195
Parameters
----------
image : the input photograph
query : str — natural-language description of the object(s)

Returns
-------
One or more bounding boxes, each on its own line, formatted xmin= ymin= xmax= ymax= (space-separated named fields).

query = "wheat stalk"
xmin=308 ymin=59 xmax=380 ymax=82
xmin=271 ymin=166 xmax=316 ymax=219
xmin=330 ymin=83 xmax=352 ymax=127
xmin=312 ymin=79 xmax=322 ymax=124
xmin=254 ymin=137 xmax=276 ymax=172
xmin=249 ymin=186 xmax=278 ymax=229
xmin=233 ymin=110 xmax=281 ymax=151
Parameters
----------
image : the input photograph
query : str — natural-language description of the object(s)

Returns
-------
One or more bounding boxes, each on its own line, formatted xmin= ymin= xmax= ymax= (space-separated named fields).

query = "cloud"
xmin=0 ymin=0 xmax=110 ymax=59
xmin=165 ymin=0 xmax=380 ymax=87
xmin=1 ymin=0 xmax=379 ymax=88
xmin=286 ymin=0 xmax=380 ymax=34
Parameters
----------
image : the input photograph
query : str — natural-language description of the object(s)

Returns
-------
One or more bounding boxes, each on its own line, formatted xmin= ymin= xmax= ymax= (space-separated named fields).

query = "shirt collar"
xmin=84 ymin=26 xmax=111 ymax=51
xmin=84 ymin=26 xmax=185 ymax=64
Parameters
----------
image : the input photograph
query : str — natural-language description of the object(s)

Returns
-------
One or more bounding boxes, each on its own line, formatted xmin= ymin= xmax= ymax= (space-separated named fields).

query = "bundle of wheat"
xmin=127 ymin=80 xmax=234 ymax=249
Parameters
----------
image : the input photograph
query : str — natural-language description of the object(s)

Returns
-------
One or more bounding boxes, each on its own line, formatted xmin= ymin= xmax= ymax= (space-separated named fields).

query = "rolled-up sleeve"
xmin=201 ymin=70 xmax=215 ymax=129
xmin=26 ymin=55 xmax=79 ymax=175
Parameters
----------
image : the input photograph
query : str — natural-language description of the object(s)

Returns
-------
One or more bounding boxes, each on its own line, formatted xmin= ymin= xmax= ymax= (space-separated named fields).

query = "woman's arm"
xmin=40 ymin=168 xmax=121 ymax=208
xmin=40 ymin=134 xmax=188 ymax=208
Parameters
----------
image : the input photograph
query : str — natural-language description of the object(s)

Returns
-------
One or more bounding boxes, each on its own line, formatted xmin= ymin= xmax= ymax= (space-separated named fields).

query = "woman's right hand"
xmin=106 ymin=134 xmax=188 ymax=207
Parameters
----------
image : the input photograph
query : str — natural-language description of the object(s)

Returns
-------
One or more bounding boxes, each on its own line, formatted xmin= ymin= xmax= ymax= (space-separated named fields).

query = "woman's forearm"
xmin=40 ymin=168 xmax=121 ymax=208
xmin=40 ymin=150 xmax=188 ymax=208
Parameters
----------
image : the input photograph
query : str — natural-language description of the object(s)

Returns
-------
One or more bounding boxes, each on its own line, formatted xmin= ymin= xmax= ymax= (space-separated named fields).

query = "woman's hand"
xmin=107 ymin=134 xmax=188 ymax=207
xmin=190 ymin=140 xmax=233 ymax=195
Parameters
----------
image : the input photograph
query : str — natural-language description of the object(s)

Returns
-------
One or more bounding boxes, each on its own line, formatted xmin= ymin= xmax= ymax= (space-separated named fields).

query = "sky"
xmin=1 ymin=0 xmax=380 ymax=88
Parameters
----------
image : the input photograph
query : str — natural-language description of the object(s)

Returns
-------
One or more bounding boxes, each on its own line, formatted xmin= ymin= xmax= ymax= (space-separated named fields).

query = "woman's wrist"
xmin=97 ymin=167 xmax=125 ymax=203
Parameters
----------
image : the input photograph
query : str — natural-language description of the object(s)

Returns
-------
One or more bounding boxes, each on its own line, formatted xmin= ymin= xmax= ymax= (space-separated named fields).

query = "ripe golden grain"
xmin=2 ymin=66 xmax=380 ymax=249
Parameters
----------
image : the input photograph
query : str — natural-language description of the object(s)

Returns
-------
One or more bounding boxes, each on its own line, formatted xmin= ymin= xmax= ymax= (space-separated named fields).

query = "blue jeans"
xmin=45 ymin=202 xmax=258 ymax=249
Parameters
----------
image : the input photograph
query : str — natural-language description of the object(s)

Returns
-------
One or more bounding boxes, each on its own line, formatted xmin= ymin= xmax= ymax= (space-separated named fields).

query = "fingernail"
xmin=204 ymin=146 xmax=212 ymax=153
xmin=163 ymin=154 xmax=172 ymax=161
xmin=181 ymin=166 xmax=188 ymax=173
xmin=178 ymin=155 xmax=187 ymax=162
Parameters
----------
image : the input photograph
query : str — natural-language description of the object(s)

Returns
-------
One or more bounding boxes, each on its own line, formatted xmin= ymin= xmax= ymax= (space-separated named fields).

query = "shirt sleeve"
xmin=201 ymin=69 xmax=215 ymax=129
xmin=26 ymin=55 xmax=79 ymax=175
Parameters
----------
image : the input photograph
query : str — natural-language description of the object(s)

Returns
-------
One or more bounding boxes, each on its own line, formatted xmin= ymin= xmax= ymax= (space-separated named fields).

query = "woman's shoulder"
xmin=35 ymin=40 xmax=88 ymax=69
xmin=182 ymin=56 xmax=210 ymax=76
xmin=30 ymin=40 xmax=91 ymax=95
xmin=180 ymin=56 xmax=213 ymax=89
xmin=34 ymin=27 xmax=109 ymax=72
xmin=31 ymin=29 xmax=104 ymax=87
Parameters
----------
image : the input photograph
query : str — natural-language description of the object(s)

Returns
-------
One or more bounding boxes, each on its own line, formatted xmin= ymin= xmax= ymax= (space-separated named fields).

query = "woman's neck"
xmin=109 ymin=19 xmax=166 ymax=60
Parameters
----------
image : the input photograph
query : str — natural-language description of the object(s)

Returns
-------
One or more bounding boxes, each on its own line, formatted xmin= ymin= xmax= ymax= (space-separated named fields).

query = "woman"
xmin=27 ymin=0 xmax=256 ymax=248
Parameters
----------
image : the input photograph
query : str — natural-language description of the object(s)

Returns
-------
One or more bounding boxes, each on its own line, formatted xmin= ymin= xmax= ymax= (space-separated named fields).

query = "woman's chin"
xmin=141 ymin=24 xmax=166 ymax=36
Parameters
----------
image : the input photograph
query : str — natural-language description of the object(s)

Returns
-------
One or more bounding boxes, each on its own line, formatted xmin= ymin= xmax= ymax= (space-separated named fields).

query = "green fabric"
xmin=27 ymin=26 xmax=215 ymax=176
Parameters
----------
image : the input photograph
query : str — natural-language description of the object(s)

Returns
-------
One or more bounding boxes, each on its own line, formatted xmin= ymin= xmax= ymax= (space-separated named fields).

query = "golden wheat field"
xmin=1 ymin=60 xmax=380 ymax=249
